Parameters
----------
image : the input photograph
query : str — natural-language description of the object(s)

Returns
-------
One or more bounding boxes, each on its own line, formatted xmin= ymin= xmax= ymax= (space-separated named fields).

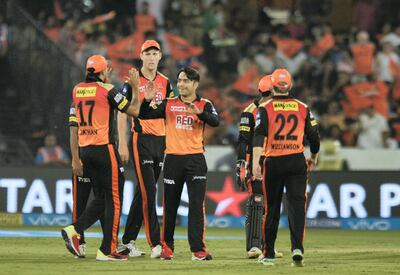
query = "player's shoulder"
xmin=258 ymin=98 xmax=274 ymax=108
xmin=243 ymin=102 xmax=257 ymax=113
xmin=73 ymin=82 xmax=86 ymax=89
xmin=96 ymin=82 xmax=114 ymax=91
xmin=157 ymin=71 xmax=170 ymax=81
xmin=200 ymin=97 xmax=215 ymax=106
xmin=293 ymin=98 xmax=308 ymax=108
xmin=167 ymin=96 xmax=178 ymax=101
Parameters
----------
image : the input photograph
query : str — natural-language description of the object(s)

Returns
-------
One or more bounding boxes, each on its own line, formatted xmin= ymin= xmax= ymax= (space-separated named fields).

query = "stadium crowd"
xmin=3 ymin=0 xmax=400 ymax=164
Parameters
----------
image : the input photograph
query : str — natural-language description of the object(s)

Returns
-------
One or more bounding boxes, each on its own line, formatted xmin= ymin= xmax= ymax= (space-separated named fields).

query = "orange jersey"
xmin=255 ymin=96 xmax=319 ymax=157
xmin=131 ymin=71 xmax=173 ymax=136
xmin=138 ymin=95 xmax=219 ymax=155
xmin=69 ymin=81 xmax=130 ymax=147
xmin=351 ymin=43 xmax=375 ymax=74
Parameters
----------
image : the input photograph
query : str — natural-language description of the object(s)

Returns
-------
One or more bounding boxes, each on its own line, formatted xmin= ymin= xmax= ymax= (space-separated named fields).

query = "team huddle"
xmin=61 ymin=39 xmax=320 ymax=267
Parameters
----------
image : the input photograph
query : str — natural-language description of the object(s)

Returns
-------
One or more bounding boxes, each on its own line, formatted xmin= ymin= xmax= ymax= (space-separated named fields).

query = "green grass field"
xmin=0 ymin=226 xmax=399 ymax=274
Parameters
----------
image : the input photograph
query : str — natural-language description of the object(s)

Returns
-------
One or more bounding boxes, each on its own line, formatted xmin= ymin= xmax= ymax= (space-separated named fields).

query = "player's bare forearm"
xmin=70 ymin=126 xmax=83 ymax=176
xmin=69 ymin=126 xmax=79 ymax=162
xmin=117 ymin=112 xmax=128 ymax=146
xmin=252 ymin=146 xmax=262 ymax=179
xmin=117 ymin=112 xmax=130 ymax=164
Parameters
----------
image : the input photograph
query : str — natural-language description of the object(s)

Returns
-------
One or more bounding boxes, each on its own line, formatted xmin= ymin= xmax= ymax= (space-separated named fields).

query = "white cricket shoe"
xmin=247 ymin=247 xmax=262 ymax=259
xmin=291 ymin=249 xmax=304 ymax=267
xmin=75 ymin=243 xmax=86 ymax=258
xmin=150 ymin=245 xmax=162 ymax=259
xmin=117 ymin=241 xmax=146 ymax=257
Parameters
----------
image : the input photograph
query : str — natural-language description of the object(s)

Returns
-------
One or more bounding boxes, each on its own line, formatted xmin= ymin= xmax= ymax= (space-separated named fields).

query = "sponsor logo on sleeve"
xmin=211 ymin=105 xmax=218 ymax=115
xmin=114 ymin=93 xmax=123 ymax=103
xmin=240 ymin=126 xmax=251 ymax=132
xmin=118 ymin=98 xmax=128 ymax=110
xmin=240 ymin=117 xmax=249 ymax=124
xmin=255 ymin=112 xmax=261 ymax=128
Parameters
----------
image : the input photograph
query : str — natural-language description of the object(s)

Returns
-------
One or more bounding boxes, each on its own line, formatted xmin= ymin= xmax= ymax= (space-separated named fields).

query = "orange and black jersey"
xmin=139 ymin=95 xmax=219 ymax=155
xmin=127 ymin=70 xmax=173 ymax=136
xmin=69 ymin=80 xmax=130 ymax=147
xmin=254 ymin=95 xmax=320 ymax=157
xmin=237 ymin=99 xmax=260 ymax=165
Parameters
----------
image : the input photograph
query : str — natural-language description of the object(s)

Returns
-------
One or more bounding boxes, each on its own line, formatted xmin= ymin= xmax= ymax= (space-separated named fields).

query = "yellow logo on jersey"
xmin=118 ymin=98 xmax=128 ymax=110
xmin=240 ymin=126 xmax=251 ymax=132
xmin=76 ymin=87 xmax=97 ymax=97
xmin=69 ymin=116 xmax=78 ymax=123
xmin=273 ymin=101 xmax=298 ymax=111
xmin=311 ymin=119 xmax=318 ymax=126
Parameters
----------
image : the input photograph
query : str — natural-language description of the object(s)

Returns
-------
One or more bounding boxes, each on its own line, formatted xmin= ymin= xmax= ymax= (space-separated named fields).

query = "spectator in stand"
xmin=351 ymin=31 xmax=375 ymax=76
xmin=375 ymin=41 xmax=399 ymax=84
xmin=255 ymin=41 xmax=286 ymax=74
xmin=336 ymin=50 xmax=354 ymax=74
xmin=382 ymin=25 xmax=400 ymax=47
xmin=35 ymin=133 xmax=69 ymax=166
xmin=237 ymin=46 xmax=259 ymax=75
xmin=58 ymin=19 xmax=77 ymax=59
xmin=356 ymin=105 xmax=390 ymax=149
xmin=389 ymin=102 xmax=400 ymax=147
xmin=319 ymin=101 xmax=346 ymax=137
xmin=13 ymin=1 xmax=400 ymax=149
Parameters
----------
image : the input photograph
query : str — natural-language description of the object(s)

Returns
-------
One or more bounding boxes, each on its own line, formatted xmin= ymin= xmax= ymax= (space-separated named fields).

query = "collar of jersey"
xmin=139 ymin=69 xmax=158 ymax=81
xmin=178 ymin=94 xmax=201 ymax=104
xmin=272 ymin=95 xmax=292 ymax=99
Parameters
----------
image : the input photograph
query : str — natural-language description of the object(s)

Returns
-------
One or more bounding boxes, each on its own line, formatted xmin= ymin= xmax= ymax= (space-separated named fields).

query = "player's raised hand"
xmin=185 ymin=102 xmax=201 ymax=114
xmin=144 ymin=81 xmax=156 ymax=101
xmin=126 ymin=67 xmax=139 ymax=88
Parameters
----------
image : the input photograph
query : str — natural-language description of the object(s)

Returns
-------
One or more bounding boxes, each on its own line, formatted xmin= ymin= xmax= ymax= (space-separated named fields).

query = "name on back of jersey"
xmin=79 ymin=128 xmax=98 ymax=135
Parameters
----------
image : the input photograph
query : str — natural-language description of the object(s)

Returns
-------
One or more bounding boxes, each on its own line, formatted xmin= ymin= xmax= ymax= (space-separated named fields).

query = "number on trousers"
xmin=274 ymin=114 xmax=298 ymax=140
xmin=77 ymin=100 xmax=95 ymax=126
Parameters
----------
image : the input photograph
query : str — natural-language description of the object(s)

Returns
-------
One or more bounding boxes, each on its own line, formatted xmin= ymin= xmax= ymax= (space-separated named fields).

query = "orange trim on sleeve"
xmin=107 ymin=144 xmax=121 ymax=253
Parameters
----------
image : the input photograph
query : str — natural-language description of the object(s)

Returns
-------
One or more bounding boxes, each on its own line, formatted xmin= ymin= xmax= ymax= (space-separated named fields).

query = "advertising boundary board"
xmin=0 ymin=168 xmax=399 ymax=231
